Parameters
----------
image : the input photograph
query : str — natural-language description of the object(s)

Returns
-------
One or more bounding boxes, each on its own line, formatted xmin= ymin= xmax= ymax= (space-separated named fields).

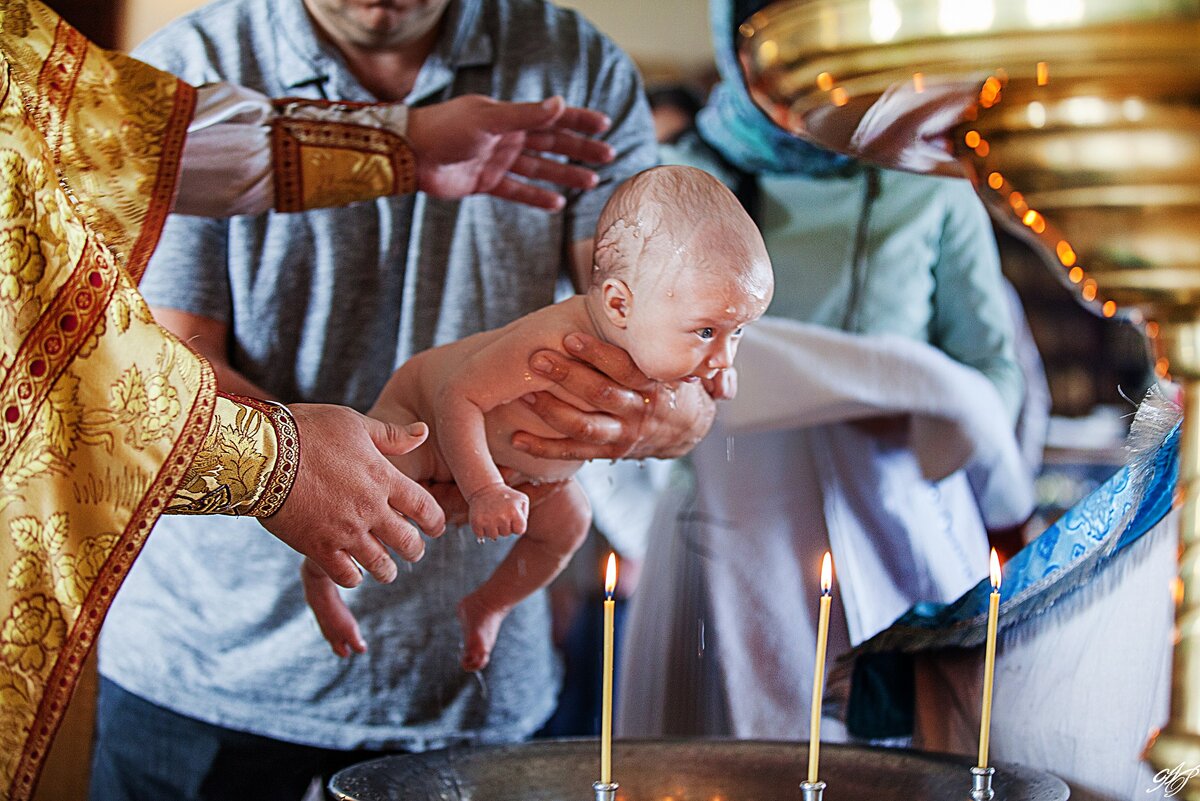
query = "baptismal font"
xmin=736 ymin=0 xmax=1200 ymax=794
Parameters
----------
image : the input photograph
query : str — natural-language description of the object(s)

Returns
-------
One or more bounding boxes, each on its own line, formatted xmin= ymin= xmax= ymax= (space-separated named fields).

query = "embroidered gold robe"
xmin=0 ymin=1 xmax=423 ymax=795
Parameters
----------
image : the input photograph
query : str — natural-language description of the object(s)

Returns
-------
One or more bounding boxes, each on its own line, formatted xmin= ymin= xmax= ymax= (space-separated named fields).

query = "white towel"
xmin=619 ymin=316 xmax=1034 ymax=738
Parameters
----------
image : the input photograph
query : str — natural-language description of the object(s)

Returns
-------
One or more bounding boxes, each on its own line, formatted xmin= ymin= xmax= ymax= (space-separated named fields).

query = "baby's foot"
xmin=457 ymin=592 xmax=508 ymax=672
xmin=468 ymin=484 xmax=529 ymax=540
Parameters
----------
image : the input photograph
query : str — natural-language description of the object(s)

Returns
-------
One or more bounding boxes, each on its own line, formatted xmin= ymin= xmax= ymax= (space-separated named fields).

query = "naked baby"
xmin=301 ymin=164 xmax=774 ymax=670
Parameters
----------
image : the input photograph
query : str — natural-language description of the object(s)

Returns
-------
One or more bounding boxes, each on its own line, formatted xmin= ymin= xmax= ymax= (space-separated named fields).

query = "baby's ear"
xmin=601 ymin=278 xmax=632 ymax=328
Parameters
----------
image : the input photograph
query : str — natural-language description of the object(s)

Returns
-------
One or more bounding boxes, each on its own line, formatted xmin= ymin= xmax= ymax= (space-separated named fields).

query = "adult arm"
xmin=176 ymin=84 xmax=613 ymax=216
xmin=930 ymin=182 xmax=1025 ymax=423
xmin=155 ymin=308 xmax=444 ymax=586
xmin=165 ymin=391 xmax=446 ymax=588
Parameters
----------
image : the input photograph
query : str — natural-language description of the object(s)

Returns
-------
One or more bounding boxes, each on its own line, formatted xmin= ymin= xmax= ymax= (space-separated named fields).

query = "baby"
xmin=302 ymin=164 xmax=773 ymax=670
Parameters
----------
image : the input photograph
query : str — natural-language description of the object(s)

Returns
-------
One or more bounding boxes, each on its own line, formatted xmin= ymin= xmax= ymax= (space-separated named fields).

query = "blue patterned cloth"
xmin=858 ymin=419 xmax=1178 ymax=655
xmin=846 ymin=397 xmax=1180 ymax=737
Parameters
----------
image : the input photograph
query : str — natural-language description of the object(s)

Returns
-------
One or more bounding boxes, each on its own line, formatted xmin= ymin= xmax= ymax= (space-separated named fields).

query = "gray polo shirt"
xmin=100 ymin=0 xmax=656 ymax=749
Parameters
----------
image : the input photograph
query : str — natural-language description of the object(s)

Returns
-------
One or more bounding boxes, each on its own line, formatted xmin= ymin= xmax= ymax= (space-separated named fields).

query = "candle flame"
xmin=989 ymin=548 xmax=1002 ymax=591
xmin=605 ymin=552 xmax=617 ymax=598
xmin=820 ymin=551 xmax=833 ymax=594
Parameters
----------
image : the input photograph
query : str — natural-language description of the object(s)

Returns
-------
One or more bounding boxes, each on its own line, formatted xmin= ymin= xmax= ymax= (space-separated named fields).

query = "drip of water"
xmin=473 ymin=670 xmax=489 ymax=700
xmin=726 ymin=435 xmax=735 ymax=462
xmin=697 ymin=617 xmax=706 ymax=657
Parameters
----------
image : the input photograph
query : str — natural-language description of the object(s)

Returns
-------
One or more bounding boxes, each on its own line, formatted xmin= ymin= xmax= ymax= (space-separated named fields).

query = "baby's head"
xmin=588 ymin=165 xmax=773 ymax=384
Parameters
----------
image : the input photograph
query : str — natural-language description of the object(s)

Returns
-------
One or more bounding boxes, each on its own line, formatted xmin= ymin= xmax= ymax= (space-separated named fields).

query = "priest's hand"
xmin=510 ymin=332 xmax=719 ymax=461
xmin=408 ymin=95 xmax=615 ymax=211
xmin=261 ymin=404 xmax=446 ymax=588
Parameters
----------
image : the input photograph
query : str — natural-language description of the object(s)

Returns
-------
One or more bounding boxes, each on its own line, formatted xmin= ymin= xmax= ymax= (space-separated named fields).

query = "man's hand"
xmin=407 ymin=95 xmax=615 ymax=211
xmin=261 ymin=404 xmax=446 ymax=588
xmin=510 ymin=333 xmax=717 ymax=461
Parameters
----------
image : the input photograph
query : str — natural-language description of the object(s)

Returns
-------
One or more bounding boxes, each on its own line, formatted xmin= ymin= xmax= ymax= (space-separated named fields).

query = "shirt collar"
xmin=270 ymin=0 xmax=494 ymax=103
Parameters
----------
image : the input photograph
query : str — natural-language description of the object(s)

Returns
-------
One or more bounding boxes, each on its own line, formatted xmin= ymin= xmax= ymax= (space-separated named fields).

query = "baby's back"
xmin=383 ymin=300 xmax=595 ymax=487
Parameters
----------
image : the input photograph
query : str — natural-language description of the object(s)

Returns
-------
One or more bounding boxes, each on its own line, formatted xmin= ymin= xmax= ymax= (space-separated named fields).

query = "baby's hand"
xmin=467 ymin=483 xmax=529 ymax=539
xmin=301 ymin=557 xmax=367 ymax=658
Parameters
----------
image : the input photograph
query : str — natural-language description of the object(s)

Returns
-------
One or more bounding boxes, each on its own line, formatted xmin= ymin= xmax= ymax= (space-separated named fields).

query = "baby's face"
xmin=624 ymin=263 xmax=772 ymax=383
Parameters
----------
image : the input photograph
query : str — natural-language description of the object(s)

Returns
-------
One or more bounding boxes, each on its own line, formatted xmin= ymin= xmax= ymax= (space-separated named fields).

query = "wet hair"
xmin=590 ymin=165 xmax=759 ymax=288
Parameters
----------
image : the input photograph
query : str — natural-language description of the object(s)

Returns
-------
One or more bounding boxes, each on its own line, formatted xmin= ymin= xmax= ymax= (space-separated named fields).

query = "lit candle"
xmin=978 ymin=548 xmax=1002 ymax=769
xmin=601 ymin=553 xmax=617 ymax=785
xmin=807 ymin=552 xmax=834 ymax=784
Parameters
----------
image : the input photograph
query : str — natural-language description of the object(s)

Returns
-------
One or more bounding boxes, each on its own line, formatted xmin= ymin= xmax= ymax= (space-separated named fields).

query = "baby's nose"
xmin=707 ymin=339 xmax=736 ymax=368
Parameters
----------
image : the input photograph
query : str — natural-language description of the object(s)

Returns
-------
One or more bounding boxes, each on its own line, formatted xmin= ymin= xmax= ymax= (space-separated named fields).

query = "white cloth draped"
xmin=618 ymin=316 xmax=1034 ymax=737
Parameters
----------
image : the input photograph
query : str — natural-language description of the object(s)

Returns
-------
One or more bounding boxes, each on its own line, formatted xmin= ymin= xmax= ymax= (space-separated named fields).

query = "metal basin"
xmin=329 ymin=738 xmax=1070 ymax=800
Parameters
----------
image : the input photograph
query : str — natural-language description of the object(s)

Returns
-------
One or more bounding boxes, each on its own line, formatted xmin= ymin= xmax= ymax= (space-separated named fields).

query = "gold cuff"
xmin=167 ymin=394 xmax=300 ymax=517
xmin=246 ymin=399 xmax=300 ymax=518
xmin=270 ymin=98 xmax=417 ymax=212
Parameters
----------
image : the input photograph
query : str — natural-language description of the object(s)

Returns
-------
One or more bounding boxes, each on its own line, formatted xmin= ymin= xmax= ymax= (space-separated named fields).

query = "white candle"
xmin=808 ymin=551 xmax=833 ymax=784
xmin=601 ymin=553 xmax=617 ymax=785
xmin=978 ymin=548 xmax=1002 ymax=769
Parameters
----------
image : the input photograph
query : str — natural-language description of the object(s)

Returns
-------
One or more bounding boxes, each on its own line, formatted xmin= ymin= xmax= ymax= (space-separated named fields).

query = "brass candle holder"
xmin=735 ymin=1 xmax=1200 ymax=796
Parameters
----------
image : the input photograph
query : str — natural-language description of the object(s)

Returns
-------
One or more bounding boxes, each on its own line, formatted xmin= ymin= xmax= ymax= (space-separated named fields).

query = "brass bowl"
xmin=738 ymin=0 xmax=1200 ymax=325
xmin=328 ymin=738 xmax=1069 ymax=800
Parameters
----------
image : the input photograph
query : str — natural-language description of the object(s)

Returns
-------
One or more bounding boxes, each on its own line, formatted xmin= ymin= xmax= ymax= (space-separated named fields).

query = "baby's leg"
xmin=458 ymin=478 xmax=591 ymax=672
xmin=301 ymin=557 xmax=367 ymax=658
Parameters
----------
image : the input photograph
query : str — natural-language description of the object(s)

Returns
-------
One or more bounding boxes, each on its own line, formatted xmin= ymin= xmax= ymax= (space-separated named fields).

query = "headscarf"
xmin=696 ymin=0 xmax=856 ymax=176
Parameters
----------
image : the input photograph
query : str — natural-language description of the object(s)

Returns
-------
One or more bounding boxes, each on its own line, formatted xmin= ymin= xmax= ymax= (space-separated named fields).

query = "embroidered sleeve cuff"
xmin=269 ymin=97 xmax=416 ymax=213
xmin=167 ymin=393 xmax=300 ymax=517
xmin=176 ymin=85 xmax=417 ymax=217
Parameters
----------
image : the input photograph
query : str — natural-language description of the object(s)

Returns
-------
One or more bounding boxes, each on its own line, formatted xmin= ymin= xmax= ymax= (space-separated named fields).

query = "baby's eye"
xmin=732 ymin=327 xmax=745 ymax=337
xmin=697 ymin=327 xmax=715 ymax=340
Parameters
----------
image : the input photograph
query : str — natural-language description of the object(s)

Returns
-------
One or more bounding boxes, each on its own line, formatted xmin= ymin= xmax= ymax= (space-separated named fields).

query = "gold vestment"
xmin=0 ymin=1 xmax=419 ymax=795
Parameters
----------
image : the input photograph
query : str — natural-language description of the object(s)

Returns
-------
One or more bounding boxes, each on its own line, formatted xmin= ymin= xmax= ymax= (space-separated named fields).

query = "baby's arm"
xmin=436 ymin=325 xmax=555 ymax=539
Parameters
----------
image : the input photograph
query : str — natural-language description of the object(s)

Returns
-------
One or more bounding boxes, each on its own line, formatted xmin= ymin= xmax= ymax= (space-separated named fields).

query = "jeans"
xmin=89 ymin=678 xmax=389 ymax=801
